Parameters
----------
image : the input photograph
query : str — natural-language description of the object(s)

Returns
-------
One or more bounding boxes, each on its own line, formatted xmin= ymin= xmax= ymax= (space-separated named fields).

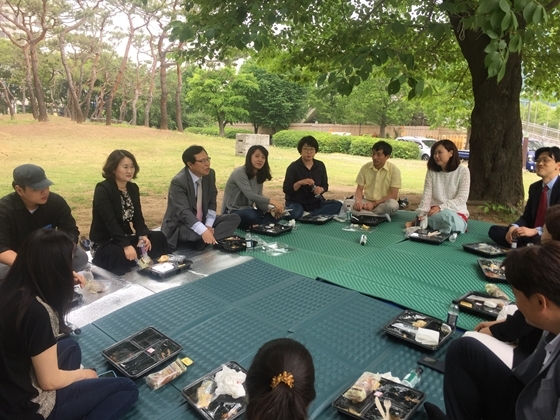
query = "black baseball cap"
xmin=13 ymin=164 xmax=54 ymax=190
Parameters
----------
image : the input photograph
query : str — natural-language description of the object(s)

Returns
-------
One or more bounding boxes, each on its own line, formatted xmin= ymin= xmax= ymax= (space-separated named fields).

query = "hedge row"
xmin=185 ymin=126 xmax=254 ymax=139
xmin=272 ymin=130 xmax=420 ymax=160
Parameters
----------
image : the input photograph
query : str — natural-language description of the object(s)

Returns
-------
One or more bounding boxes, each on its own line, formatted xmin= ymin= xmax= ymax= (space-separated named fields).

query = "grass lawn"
xmin=0 ymin=114 xmax=539 ymax=235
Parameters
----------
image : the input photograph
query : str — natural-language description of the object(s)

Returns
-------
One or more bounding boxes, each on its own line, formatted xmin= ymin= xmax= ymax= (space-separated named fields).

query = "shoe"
xmin=80 ymin=235 xmax=91 ymax=251
xmin=302 ymin=211 xmax=311 ymax=217
xmin=194 ymin=240 xmax=207 ymax=251
xmin=398 ymin=198 xmax=409 ymax=209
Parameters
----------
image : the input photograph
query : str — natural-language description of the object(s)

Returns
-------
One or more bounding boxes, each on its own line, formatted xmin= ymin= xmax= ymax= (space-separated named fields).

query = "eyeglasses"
xmin=195 ymin=157 xmax=211 ymax=164
xmin=536 ymin=157 xmax=554 ymax=164
xmin=302 ymin=147 xmax=316 ymax=153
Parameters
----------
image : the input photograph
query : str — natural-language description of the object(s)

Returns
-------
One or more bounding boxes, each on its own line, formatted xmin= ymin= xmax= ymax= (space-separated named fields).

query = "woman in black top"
xmin=90 ymin=150 xmax=169 ymax=274
xmin=0 ymin=229 xmax=138 ymax=420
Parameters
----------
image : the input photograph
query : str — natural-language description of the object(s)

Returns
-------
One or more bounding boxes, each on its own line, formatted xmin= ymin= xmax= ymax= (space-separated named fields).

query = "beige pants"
xmin=343 ymin=198 xmax=399 ymax=217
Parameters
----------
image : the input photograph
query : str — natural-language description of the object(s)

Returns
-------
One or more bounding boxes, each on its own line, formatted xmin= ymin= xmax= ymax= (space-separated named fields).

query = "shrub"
xmin=272 ymin=130 xmax=419 ymax=159
xmin=349 ymin=138 xmax=418 ymax=159
xmin=184 ymin=126 xmax=253 ymax=139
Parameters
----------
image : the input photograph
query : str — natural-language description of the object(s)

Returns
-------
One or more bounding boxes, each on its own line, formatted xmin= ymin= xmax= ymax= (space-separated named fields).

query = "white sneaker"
xmin=302 ymin=211 xmax=311 ymax=217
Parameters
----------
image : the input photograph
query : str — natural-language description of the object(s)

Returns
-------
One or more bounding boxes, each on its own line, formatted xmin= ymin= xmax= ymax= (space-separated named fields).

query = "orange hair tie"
xmin=270 ymin=371 xmax=294 ymax=389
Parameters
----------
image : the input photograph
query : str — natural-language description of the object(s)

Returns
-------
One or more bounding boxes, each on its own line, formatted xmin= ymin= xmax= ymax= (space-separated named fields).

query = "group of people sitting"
xmin=2 ymin=135 xmax=560 ymax=420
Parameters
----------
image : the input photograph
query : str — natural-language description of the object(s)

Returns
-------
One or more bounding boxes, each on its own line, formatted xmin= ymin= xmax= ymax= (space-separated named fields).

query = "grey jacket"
xmin=514 ymin=331 xmax=560 ymax=419
xmin=221 ymin=166 xmax=270 ymax=213
xmin=162 ymin=168 xmax=217 ymax=249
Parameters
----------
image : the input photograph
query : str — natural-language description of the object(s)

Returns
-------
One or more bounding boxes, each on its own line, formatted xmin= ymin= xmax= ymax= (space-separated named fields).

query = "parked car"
xmin=395 ymin=136 xmax=437 ymax=161
xmin=458 ymin=139 xmax=544 ymax=172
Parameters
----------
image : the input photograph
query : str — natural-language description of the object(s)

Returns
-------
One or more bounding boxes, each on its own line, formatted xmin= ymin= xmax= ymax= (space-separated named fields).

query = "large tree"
xmin=186 ymin=66 xmax=258 ymax=137
xmin=240 ymin=64 xmax=307 ymax=133
xmin=171 ymin=0 xmax=560 ymax=206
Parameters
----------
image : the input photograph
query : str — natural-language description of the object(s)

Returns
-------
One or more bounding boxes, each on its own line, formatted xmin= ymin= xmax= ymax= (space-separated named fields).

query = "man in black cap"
xmin=0 ymin=164 xmax=88 ymax=280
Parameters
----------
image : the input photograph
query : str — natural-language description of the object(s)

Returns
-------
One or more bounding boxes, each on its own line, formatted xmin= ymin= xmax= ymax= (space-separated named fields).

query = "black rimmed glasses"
xmin=195 ymin=157 xmax=211 ymax=164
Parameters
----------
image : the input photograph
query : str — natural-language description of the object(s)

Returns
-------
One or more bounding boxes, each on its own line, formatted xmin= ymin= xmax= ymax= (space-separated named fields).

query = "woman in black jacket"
xmin=90 ymin=150 xmax=169 ymax=274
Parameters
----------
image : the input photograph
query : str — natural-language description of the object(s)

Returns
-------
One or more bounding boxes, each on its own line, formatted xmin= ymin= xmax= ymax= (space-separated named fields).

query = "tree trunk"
xmin=59 ymin=31 xmax=85 ymax=122
xmin=22 ymin=84 xmax=26 ymax=114
xmin=0 ymin=80 xmax=16 ymax=119
xmin=218 ymin=115 xmax=225 ymax=137
xmin=158 ymin=34 xmax=168 ymax=130
xmin=450 ymin=14 xmax=524 ymax=207
xmin=29 ymin=42 xmax=48 ymax=121
xmin=175 ymin=63 xmax=183 ymax=131
xmin=23 ymin=46 xmax=38 ymax=119
xmin=131 ymin=88 xmax=139 ymax=125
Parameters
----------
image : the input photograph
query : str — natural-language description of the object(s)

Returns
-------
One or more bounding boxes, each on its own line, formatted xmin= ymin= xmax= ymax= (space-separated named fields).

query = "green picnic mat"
xmin=236 ymin=211 xmax=512 ymax=330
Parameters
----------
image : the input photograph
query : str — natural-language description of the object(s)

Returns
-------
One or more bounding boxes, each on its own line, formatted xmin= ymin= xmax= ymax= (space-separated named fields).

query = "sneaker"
xmin=398 ymin=198 xmax=409 ymax=209
xmin=302 ymin=211 xmax=311 ymax=217
xmin=80 ymin=235 xmax=91 ymax=251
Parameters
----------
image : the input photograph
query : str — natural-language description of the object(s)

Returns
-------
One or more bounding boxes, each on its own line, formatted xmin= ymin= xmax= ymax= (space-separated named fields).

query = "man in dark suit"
xmin=162 ymin=145 xmax=240 ymax=250
xmin=488 ymin=146 xmax=560 ymax=247
xmin=425 ymin=241 xmax=560 ymax=420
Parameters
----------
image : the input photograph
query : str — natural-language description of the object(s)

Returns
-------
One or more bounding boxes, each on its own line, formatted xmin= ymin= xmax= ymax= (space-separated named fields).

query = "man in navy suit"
xmin=488 ymin=146 xmax=560 ymax=247
xmin=162 ymin=145 xmax=240 ymax=250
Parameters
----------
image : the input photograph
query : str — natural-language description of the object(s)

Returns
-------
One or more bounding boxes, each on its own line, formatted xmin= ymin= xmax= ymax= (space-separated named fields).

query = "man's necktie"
xmin=196 ymin=179 xmax=203 ymax=222
xmin=534 ymin=185 xmax=549 ymax=228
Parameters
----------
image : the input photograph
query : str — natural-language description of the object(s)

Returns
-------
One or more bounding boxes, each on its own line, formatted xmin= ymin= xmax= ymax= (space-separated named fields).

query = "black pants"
xmin=488 ymin=225 xmax=541 ymax=248
xmin=93 ymin=231 xmax=169 ymax=274
xmin=443 ymin=337 xmax=524 ymax=420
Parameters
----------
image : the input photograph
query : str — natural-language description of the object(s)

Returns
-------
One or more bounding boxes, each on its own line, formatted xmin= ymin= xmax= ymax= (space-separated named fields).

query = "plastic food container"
xmin=382 ymin=309 xmax=455 ymax=351
xmin=182 ymin=361 xmax=247 ymax=420
xmin=102 ymin=327 xmax=182 ymax=378
xmin=332 ymin=375 xmax=425 ymax=420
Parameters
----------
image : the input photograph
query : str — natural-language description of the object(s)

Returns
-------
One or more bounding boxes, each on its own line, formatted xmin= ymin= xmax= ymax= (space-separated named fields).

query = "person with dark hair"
xmin=0 ymin=164 xmax=88 ymax=281
xmin=0 ymin=229 xmax=138 ymax=420
xmin=246 ymin=338 xmax=315 ymax=420
xmin=222 ymin=145 xmax=285 ymax=228
xmin=346 ymin=141 xmax=401 ymax=219
xmin=89 ymin=150 xmax=169 ymax=274
xmin=283 ymin=136 xmax=342 ymax=219
xmin=488 ymin=146 xmax=560 ymax=247
xmin=407 ymin=139 xmax=469 ymax=233
xmin=463 ymin=205 xmax=560 ymax=370
xmin=162 ymin=145 xmax=240 ymax=251
xmin=425 ymin=240 xmax=560 ymax=420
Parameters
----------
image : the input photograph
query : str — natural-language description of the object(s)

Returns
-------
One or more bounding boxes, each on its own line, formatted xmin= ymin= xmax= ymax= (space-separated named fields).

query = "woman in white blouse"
xmin=408 ymin=139 xmax=470 ymax=233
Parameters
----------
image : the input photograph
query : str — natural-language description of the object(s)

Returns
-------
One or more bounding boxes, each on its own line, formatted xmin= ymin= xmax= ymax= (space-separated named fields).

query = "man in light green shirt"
xmin=349 ymin=141 xmax=402 ymax=217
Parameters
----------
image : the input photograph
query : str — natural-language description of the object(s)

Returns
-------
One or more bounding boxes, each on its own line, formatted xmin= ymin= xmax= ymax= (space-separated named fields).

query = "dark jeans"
xmin=229 ymin=208 xmax=278 ymax=229
xmin=92 ymin=231 xmax=169 ymax=274
xmin=47 ymin=338 xmax=138 ymax=420
xmin=443 ymin=337 xmax=524 ymax=420
xmin=285 ymin=199 xmax=342 ymax=220
xmin=488 ymin=225 xmax=541 ymax=248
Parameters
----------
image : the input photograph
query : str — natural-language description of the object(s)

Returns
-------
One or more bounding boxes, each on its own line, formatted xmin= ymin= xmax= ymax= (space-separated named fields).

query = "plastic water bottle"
xmin=346 ymin=204 xmax=352 ymax=222
xmin=446 ymin=303 xmax=460 ymax=327
xmin=401 ymin=367 xmax=423 ymax=388
xmin=449 ymin=232 xmax=458 ymax=242
xmin=245 ymin=230 xmax=253 ymax=251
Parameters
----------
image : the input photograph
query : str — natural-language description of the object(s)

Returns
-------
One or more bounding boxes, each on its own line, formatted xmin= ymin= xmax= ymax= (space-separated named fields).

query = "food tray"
xmin=142 ymin=256 xmax=192 ymax=279
xmin=478 ymin=258 xmax=507 ymax=282
xmin=463 ymin=242 xmax=508 ymax=257
xmin=351 ymin=215 xmax=388 ymax=227
xmin=382 ymin=309 xmax=454 ymax=351
xmin=182 ymin=361 xmax=247 ymax=420
xmin=453 ymin=291 xmax=511 ymax=319
xmin=333 ymin=376 xmax=425 ymax=420
xmin=213 ymin=235 xmax=247 ymax=253
xmin=408 ymin=229 xmax=451 ymax=245
xmin=298 ymin=214 xmax=334 ymax=224
xmin=102 ymin=327 xmax=182 ymax=379
xmin=251 ymin=224 xmax=293 ymax=236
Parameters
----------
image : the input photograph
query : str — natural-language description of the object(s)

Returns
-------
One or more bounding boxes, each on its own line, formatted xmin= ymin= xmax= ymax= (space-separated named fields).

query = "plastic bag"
xmin=145 ymin=358 xmax=187 ymax=390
